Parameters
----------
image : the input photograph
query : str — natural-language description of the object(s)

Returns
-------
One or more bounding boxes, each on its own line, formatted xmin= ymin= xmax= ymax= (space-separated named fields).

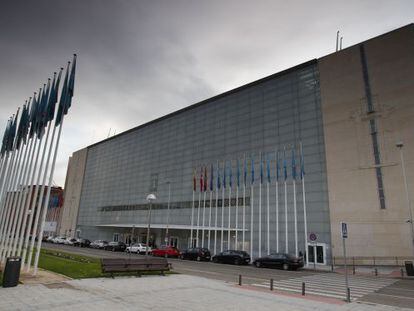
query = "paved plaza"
xmin=0 ymin=274 xmax=412 ymax=311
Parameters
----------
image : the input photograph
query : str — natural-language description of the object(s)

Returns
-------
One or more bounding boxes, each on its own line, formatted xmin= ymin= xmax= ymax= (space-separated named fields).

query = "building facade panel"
xmin=77 ymin=61 xmax=331 ymax=259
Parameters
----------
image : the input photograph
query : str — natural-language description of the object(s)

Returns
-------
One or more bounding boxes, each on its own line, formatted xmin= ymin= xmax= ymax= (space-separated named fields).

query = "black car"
xmin=180 ymin=247 xmax=211 ymax=261
xmin=90 ymin=240 xmax=109 ymax=249
xmin=105 ymin=241 xmax=127 ymax=252
xmin=212 ymin=250 xmax=250 ymax=265
xmin=253 ymin=253 xmax=304 ymax=270
xmin=73 ymin=238 xmax=91 ymax=248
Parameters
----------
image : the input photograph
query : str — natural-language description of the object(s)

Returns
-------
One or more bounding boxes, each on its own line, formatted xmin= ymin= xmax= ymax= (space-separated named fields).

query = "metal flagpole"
xmin=250 ymin=184 xmax=254 ymax=258
xmin=227 ymin=162 xmax=231 ymax=250
xmin=284 ymin=147 xmax=288 ymax=254
xmin=196 ymin=169 xmax=201 ymax=247
xmin=9 ymin=137 xmax=35 ymax=257
xmin=0 ymin=152 xmax=12 ymax=236
xmin=2 ymin=139 xmax=28 ymax=259
xmin=235 ymin=172 xmax=239 ymax=250
xmin=293 ymin=178 xmax=298 ymax=257
xmin=220 ymin=163 xmax=225 ymax=252
xmin=18 ymin=135 xmax=43 ymax=259
xmin=190 ymin=169 xmax=195 ymax=248
xmin=250 ymin=155 xmax=254 ymax=258
xmin=34 ymin=117 xmax=65 ymax=275
xmin=214 ymin=160 xmax=219 ymax=255
xmin=22 ymin=121 xmax=52 ymax=271
xmin=12 ymin=137 xmax=38 ymax=257
xmin=258 ymin=155 xmax=262 ymax=258
xmin=266 ymin=171 xmax=270 ymax=255
xmin=207 ymin=187 xmax=212 ymax=250
xmin=300 ymin=142 xmax=309 ymax=266
xmin=242 ymin=154 xmax=246 ymax=251
xmin=201 ymin=185 xmax=206 ymax=248
xmin=0 ymin=140 xmax=25 ymax=262
xmin=275 ymin=149 xmax=279 ymax=253
xmin=27 ymin=120 xmax=57 ymax=273
xmin=0 ymin=136 xmax=20 ymax=244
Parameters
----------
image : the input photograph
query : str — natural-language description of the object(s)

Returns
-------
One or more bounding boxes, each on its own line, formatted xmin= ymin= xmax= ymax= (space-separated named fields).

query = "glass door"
xmin=307 ymin=243 xmax=326 ymax=265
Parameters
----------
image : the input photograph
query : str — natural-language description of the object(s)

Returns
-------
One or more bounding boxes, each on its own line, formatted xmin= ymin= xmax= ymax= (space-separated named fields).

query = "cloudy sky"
xmin=1 ymin=0 xmax=413 ymax=186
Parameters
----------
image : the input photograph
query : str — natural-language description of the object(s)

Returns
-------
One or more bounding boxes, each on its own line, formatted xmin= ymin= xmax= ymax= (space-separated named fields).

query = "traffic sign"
xmin=309 ymin=232 xmax=317 ymax=241
xmin=341 ymin=222 xmax=348 ymax=239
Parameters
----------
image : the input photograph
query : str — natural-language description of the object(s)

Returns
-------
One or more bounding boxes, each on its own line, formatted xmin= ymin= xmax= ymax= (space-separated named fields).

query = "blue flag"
xmin=276 ymin=151 xmax=280 ymax=181
xmin=260 ymin=154 xmax=263 ymax=184
xmin=300 ymin=144 xmax=305 ymax=180
xmin=217 ymin=162 xmax=221 ymax=190
xmin=229 ymin=161 xmax=232 ymax=189
xmin=266 ymin=154 xmax=271 ymax=183
xmin=223 ymin=161 xmax=226 ymax=189
xmin=292 ymin=149 xmax=297 ymax=180
xmin=236 ymin=159 xmax=240 ymax=188
xmin=251 ymin=156 xmax=255 ymax=184
xmin=210 ymin=164 xmax=214 ymax=191
xmin=243 ymin=156 xmax=247 ymax=186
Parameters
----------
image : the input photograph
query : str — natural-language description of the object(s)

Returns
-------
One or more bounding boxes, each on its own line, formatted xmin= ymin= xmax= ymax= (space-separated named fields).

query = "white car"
xmin=126 ymin=243 xmax=152 ymax=254
xmin=53 ymin=236 xmax=66 ymax=244
xmin=63 ymin=238 xmax=77 ymax=245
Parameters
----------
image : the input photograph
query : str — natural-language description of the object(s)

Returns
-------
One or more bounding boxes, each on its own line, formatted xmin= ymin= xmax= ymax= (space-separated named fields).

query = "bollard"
xmin=346 ymin=287 xmax=351 ymax=302
xmin=238 ymin=274 xmax=242 ymax=286
xmin=400 ymin=268 xmax=404 ymax=278
xmin=352 ymin=257 xmax=355 ymax=275
xmin=302 ymin=282 xmax=305 ymax=295
xmin=374 ymin=268 xmax=378 ymax=276
xmin=270 ymin=278 xmax=274 ymax=291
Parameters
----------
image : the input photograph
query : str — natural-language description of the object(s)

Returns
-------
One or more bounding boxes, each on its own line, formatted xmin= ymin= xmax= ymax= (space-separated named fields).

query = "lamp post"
xmin=396 ymin=141 xmax=414 ymax=256
xmin=146 ymin=193 xmax=156 ymax=258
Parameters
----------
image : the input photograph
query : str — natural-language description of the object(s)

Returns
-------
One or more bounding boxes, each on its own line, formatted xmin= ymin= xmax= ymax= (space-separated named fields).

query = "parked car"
xmin=52 ymin=236 xmax=66 ymax=244
xmin=105 ymin=241 xmax=127 ymax=252
xmin=212 ymin=250 xmax=250 ymax=265
xmin=73 ymin=238 xmax=91 ymax=248
xmin=90 ymin=240 xmax=109 ymax=249
xmin=180 ymin=247 xmax=211 ymax=261
xmin=125 ymin=243 xmax=152 ymax=254
xmin=152 ymin=245 xmax=180 ymax=258
xmin=63 ymin=238 xmax=77 ymax=245
xmin=253 ymin=253 xmax=304 ymax=270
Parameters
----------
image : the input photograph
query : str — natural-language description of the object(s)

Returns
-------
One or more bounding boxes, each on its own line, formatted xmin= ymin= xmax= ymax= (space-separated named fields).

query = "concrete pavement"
xmin=0 ymin=274 xmax=413 ymax=311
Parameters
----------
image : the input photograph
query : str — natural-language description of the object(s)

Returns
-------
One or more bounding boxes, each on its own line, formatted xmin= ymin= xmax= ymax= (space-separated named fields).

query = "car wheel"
xmin=213 ymin=257 xmax=218 ymax=263
xmin=234 ymin=258 xmax=241 ymax=265
xmin=254 ymin=261 xmax=261 ymax=268
xmin=196 ymin=256 xmax=201 ymax=262
xmin=282 ymin=263 xmax=289 ymax=271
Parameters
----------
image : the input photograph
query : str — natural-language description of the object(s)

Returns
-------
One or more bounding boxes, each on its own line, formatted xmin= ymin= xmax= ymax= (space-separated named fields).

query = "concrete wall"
xmin=58 ymin=148 xmax=88 ymax=237
xmin=319 ymin=24 xmax=414 ymax=258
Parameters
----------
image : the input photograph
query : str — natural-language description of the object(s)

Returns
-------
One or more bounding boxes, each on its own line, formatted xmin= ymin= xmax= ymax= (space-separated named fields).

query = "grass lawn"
xmin=36 ymin=249 xmax=176 ymax=279
xmin=37 ymin=249 xmax=103 ymax=279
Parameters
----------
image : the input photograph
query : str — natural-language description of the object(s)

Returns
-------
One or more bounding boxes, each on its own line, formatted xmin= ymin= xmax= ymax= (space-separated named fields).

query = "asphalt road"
xmin=43 ymin=243 xmax=414 ymax=309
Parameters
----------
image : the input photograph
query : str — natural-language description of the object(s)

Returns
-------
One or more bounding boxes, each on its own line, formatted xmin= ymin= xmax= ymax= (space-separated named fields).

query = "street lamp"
xmin=396 ymin=141 xmax=414 ymax=256
xmin=146 ymin=193 xmax=156 ymax=258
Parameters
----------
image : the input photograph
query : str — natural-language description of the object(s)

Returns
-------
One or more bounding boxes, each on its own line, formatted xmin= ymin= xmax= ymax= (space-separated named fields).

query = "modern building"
xmin=61 ymin=24 xmax=414 ymax=265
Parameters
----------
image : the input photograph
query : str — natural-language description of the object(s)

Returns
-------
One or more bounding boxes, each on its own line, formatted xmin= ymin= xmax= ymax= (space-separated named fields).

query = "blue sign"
xmin=341 ymin=222 xmax=348 ymax=239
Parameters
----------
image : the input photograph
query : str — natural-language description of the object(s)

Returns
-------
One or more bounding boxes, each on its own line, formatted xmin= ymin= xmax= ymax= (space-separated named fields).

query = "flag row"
xmin=192 ymin=145 xmax=306 ymax=192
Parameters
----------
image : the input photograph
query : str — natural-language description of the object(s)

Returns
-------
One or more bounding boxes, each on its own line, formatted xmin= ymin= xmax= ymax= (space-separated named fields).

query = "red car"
xmin=152 ymin=245 xmax=180 ymax=258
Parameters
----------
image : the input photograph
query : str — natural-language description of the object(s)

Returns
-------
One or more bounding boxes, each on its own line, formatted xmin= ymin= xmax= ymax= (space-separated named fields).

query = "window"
xmin=113 ymin=233 xmax=119 ymax=242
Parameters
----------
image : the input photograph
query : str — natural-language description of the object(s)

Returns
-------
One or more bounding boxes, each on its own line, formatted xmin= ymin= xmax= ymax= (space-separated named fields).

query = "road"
xmin=43 ymin=243 xmax=414 ymax=309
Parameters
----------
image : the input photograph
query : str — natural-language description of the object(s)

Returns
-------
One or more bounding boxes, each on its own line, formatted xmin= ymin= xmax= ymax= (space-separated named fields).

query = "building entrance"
xmin=308 ymin=243 xmax=326 ymax=265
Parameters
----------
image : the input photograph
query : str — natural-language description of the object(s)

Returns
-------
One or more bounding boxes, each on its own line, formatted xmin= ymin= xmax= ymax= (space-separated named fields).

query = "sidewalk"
xmin=0 ymin=274 xmax=412 ymax=311
xmin=304 ymin=264 xmax=413 ymax=278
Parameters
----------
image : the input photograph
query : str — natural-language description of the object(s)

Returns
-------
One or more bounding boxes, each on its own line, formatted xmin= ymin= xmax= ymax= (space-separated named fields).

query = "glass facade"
xmin=77 ymin=60 xmax=331 ymax=259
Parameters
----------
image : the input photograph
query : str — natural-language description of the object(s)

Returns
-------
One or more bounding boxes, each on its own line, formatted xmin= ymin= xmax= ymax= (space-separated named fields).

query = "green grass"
xmin=37 ymin=249 xmax=103 ymax=279
xmin=36 ymin=249 xmax=177 ymax=279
